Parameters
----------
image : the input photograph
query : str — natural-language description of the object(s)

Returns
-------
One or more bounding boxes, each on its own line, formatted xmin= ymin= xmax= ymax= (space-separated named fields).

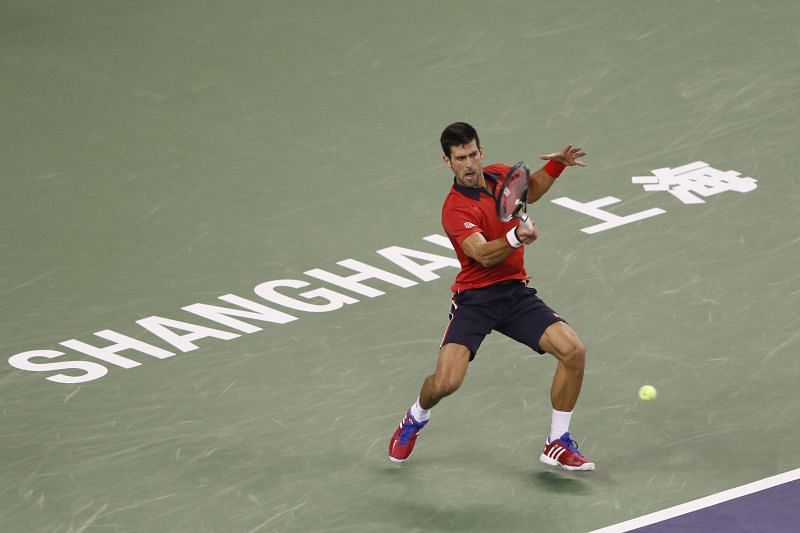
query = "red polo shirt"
xmin=441 ymin=163 xmax=528 ymax=293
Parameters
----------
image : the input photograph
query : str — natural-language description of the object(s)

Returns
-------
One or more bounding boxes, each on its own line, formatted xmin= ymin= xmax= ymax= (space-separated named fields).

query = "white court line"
xmin=589 ymin=468 xmax=800 ymax=533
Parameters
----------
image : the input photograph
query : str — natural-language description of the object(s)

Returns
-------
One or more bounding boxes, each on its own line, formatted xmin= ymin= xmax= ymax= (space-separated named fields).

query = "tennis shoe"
xmin=388 ymin=410 xmax=428 ymax=463
xmin=539 ymin=432 xmax=595 ymax=471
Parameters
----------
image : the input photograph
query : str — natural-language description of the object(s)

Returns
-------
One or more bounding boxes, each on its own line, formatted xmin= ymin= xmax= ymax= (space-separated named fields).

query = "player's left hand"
xmin=539 ymin=145 xmax=586 ymax=167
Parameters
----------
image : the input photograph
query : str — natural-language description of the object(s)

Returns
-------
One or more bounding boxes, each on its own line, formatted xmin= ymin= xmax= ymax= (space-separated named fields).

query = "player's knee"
xmin=561 ymin=339 xmax=586 ymax=371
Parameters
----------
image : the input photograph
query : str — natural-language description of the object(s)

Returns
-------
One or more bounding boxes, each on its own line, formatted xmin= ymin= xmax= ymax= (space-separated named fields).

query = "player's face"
xmin=444 ymin=141 xmax=484 ymax=188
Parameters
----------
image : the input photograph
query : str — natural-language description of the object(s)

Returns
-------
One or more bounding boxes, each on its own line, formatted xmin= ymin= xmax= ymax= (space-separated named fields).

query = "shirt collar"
xmin=452 ymin=171 xmax=499 ymax=200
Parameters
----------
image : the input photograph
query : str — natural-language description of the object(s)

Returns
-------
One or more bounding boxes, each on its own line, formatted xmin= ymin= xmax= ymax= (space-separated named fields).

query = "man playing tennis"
xmin=388 ymin=122 xmax=594 ymax=470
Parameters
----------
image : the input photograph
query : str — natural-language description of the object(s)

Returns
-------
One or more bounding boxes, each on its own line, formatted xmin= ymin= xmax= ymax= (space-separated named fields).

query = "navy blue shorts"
xmin=440 ymin=281 xmax=566 ymax=360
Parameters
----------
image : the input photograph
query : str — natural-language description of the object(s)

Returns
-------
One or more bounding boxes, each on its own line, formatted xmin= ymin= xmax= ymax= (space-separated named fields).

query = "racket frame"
xmin=495 ymin=161 xmax=533 ymax=231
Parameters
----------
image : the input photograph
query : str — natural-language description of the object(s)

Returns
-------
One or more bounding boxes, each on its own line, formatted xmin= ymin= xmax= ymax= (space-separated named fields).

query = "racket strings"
xmin=498 ymin=168 xmax=528 ymax=221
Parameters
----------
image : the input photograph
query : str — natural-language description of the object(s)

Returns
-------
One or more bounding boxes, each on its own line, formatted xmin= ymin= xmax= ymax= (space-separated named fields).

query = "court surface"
xmin=2 ymin=1 xmax=799 ymax=532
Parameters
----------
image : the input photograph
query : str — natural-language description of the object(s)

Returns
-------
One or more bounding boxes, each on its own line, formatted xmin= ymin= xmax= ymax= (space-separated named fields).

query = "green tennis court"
xmin=2 ymin=1 xmax=799 ymax=531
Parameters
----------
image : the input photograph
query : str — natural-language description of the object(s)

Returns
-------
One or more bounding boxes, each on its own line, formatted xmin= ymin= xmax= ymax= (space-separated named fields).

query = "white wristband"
xmin=505 ymin=226 xmax=523 ymax=248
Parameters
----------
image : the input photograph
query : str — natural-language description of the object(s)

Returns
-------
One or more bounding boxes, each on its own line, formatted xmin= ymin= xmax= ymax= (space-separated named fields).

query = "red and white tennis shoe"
xmin=539 ymin=432 xmax=595 ymax=471
xmin=388 ymin=410 xmax=428 ymax=463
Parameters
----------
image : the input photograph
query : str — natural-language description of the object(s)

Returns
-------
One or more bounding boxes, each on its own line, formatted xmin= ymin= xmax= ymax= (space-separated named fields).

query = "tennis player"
xmin=388 ymin=122 xmax=594 ymax=471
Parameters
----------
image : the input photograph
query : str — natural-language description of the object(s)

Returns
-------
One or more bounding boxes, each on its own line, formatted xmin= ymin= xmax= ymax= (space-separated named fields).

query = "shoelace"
xmin=398 ymin=416 xmax=427 ymax=444
xmin=560 ymin=433 xmax=581 ymax=453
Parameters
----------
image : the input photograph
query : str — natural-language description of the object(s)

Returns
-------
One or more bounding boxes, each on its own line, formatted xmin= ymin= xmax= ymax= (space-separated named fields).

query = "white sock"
xmin=549 ymin=409 xmax=572 ymax=441
xmin=409 ymin=397 xmax=431 ymax=422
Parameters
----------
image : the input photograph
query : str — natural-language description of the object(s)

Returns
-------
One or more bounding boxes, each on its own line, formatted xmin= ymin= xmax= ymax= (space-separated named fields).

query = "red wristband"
xmin=543 ymin=159 xmax=566 ymax=178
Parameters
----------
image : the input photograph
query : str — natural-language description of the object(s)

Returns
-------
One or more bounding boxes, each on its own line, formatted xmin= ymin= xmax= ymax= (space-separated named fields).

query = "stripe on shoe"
xmin=548 ymin=444 xmax=567 ymax=462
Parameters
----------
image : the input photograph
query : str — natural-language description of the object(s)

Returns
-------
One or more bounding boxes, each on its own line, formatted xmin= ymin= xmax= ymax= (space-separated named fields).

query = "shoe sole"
xmin=539 ymin=453 xmax=595 ymax=471
xmin=388 ymin=456 xmax=408 ymax=464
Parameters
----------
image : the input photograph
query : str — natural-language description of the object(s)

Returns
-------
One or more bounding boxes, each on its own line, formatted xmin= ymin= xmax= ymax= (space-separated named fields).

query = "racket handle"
xmin=519 ymin=214 xmax=534 ymax=231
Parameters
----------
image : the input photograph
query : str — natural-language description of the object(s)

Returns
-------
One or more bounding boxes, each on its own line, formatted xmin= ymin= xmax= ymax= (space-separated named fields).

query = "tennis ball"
xmin=638 ymin=385 xmax=657 ymax=401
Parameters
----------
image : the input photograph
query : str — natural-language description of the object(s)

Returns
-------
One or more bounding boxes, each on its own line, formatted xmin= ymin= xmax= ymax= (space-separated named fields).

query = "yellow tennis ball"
xmin=639 ymin=385 xmax=657 ymax=401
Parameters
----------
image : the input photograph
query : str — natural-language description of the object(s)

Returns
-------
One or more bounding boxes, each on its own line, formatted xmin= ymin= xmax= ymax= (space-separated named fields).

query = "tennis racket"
xmin=495 ymin=161 xmax=533 ymax=231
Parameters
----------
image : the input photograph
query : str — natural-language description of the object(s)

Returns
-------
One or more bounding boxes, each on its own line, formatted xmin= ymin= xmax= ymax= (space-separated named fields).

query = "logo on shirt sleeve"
xmin=463 ymin=221 xmax=477 ymax=229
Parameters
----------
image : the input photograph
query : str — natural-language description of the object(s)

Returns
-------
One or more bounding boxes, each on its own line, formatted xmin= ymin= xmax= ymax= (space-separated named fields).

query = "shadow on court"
xmin=532 ymin=470 xmax=594 ymax=495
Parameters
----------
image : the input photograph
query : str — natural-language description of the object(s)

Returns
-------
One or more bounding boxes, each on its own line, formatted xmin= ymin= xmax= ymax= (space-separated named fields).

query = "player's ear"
xmin=442 ymin=154 xmax=452 ymax=169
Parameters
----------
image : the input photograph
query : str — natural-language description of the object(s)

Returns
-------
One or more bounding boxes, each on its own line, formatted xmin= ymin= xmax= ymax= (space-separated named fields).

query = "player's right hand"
xmin=516 ymin=220 xmax=538 ymax=245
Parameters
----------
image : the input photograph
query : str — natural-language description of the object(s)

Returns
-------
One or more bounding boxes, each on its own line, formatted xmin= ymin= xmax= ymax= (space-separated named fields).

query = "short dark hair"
xmin=440 ymin=122 xmax=480 ymax=157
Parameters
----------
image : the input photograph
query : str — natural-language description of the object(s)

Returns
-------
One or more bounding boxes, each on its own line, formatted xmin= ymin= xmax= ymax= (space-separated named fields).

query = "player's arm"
xmin=527 ymin=145 xmax=587 ymax=203
xmin=461 ymin=232 xmax=515 ymax=267
xmin=461 ymin=225 xmax=537 ymax=268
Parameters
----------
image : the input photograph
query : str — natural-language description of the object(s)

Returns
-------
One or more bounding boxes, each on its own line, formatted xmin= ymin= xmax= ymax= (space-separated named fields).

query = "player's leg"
xmin=388 ymin=343 xmax=471 ymax=464
xmin=537 ymin=321 xmax=586 ymax=413
xmin=537 ymin=321 xmax=594 ymax=471
xmin=494 ymin=285 xmax=594 ymax=470
xmin=388 ymin=288 xmax=494 ymax=463
xmin=419 ymin=342 xmax=471 ymax=409
xmin=492 ymin=284 xmax=585 ymax=414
